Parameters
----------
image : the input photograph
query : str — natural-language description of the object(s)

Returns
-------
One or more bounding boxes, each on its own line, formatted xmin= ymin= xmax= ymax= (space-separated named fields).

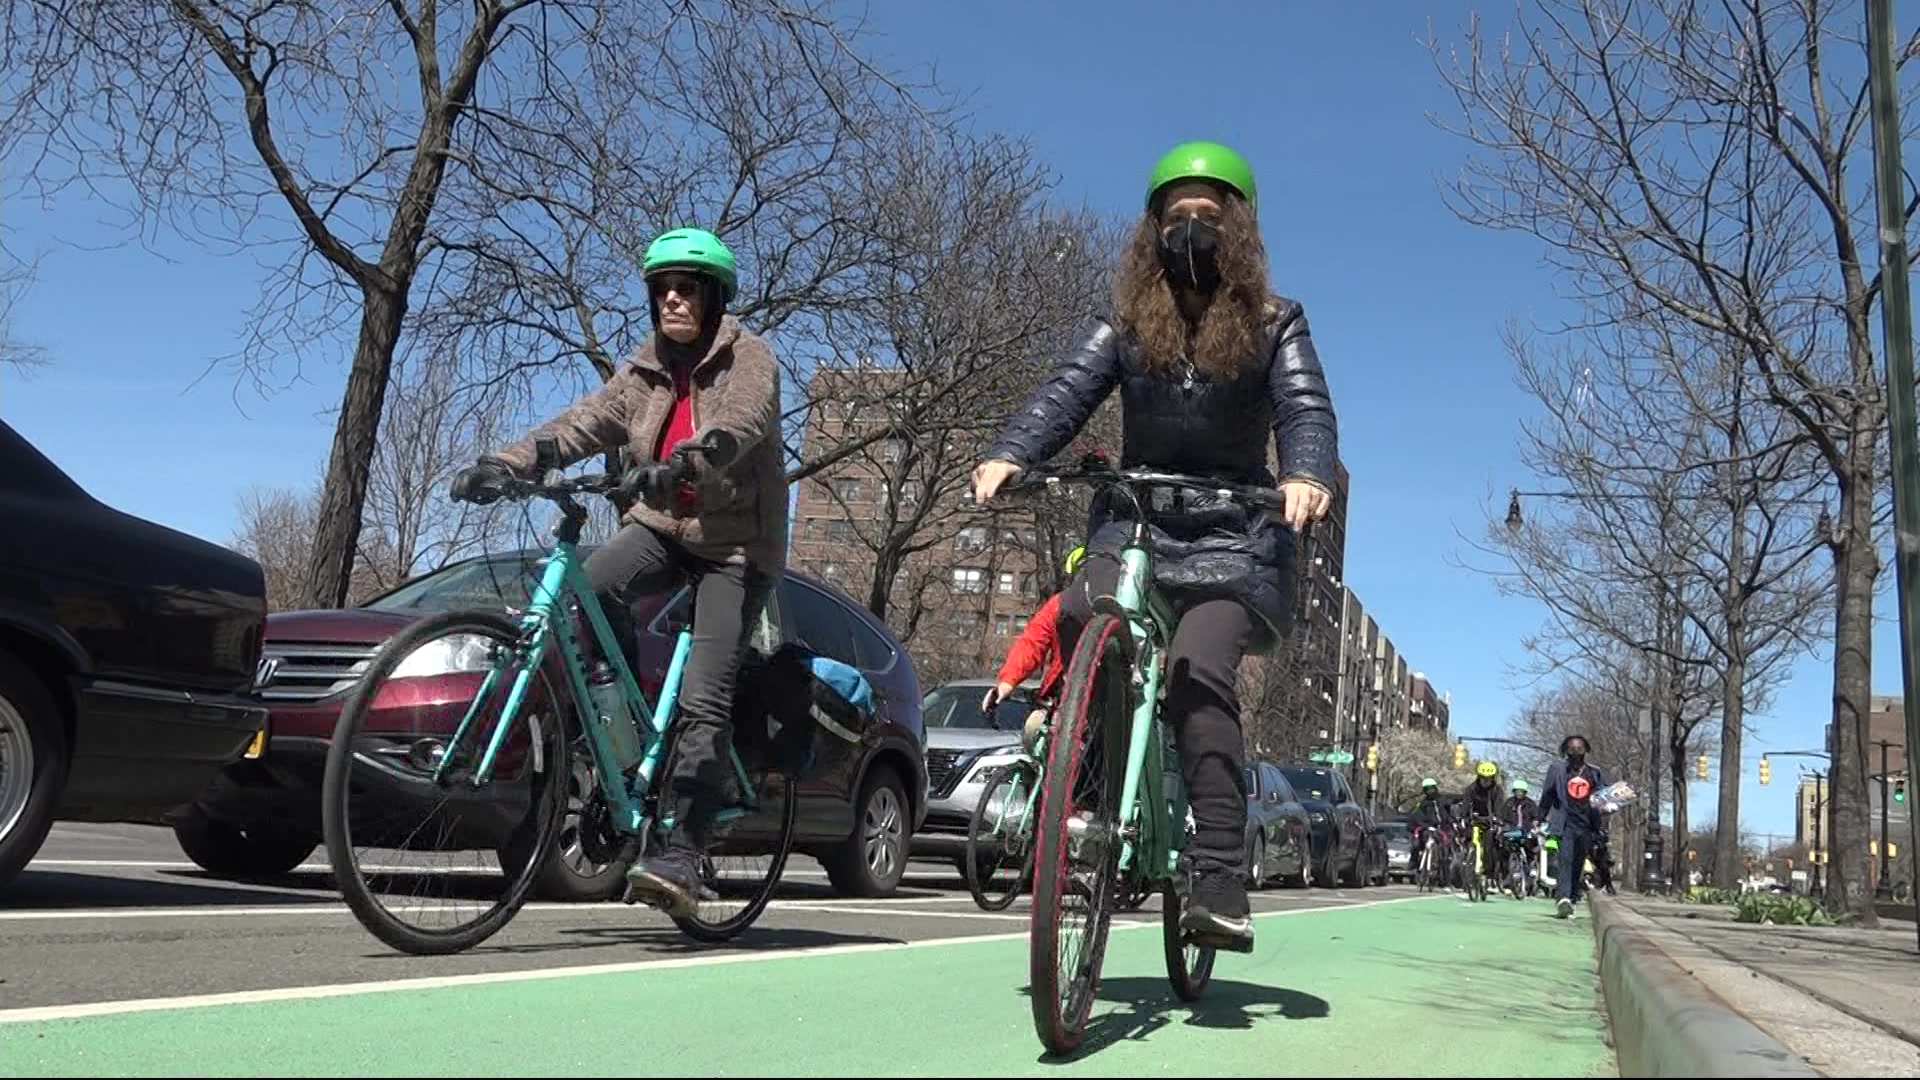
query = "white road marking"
xmin=0 ymin=893 xmax=1444 ymax=1025
xmin=26 ymin=859 xmax=834 ymax=880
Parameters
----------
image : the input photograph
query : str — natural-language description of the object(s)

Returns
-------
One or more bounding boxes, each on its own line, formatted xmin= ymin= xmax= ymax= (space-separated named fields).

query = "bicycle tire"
xmin=966 ymin=764 xmax=1035 ymax=912
xmin=668 ymin=769 xmax=798 ymax=942
xmin=1163 ymin=879 xmax=1215 ymax=1002
xmin=1029 ymin=611 xmax=1130 ymax=1057
xmin=321 ymin=609 xmax=568 ymax=956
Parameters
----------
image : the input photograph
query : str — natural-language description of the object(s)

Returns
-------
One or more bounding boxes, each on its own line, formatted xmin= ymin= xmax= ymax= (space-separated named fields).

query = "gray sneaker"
xmin=1556 ymin=897 xmax=1574 ymax=919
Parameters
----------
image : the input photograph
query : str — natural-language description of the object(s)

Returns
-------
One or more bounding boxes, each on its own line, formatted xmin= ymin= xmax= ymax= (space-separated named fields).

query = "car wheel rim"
xmin=0 ymin=695 xmax=33 ymax=843
xmin=864 ymin=786 xmax=902 ymax=881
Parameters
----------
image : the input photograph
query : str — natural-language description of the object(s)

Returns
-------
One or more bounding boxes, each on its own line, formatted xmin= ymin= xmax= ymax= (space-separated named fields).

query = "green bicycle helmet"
xmin=1146 ymin=139 xmax=1258 ymax=213
xmin=1063 ymin=545 xmax=1087 ymax=576
xmin=642 ymin=227 xmax=738 ymax=304
xmin=1512 ymin=780 xmax=1530 ymax=794
xmin=1422 ymin=777 xmax=1439 ymax=789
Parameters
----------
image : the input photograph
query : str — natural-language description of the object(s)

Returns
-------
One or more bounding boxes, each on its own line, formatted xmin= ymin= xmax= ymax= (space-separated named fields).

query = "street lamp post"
xmin=1865 ymin=0 xmax=1920 ymax=951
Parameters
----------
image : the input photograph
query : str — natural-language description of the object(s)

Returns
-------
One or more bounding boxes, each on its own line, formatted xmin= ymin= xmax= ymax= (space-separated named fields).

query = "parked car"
xmin=1277 ymin=763 xmax=1372 ymax=887
xmin=1242 ymin=759 xmax=1313 ymax=889
xmin=1377 ymin=817 xmax=1415 ymax=882
xmin=0 ymin=419 xmax=269 ymax=892
xmin=910 ymin=677 xmax=1039 ymax=876
xmin=183 ymin=548 xmax=927 ymax=899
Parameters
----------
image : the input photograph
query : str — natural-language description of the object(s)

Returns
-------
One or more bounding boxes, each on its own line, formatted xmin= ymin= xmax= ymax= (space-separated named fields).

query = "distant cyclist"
xmin=982 ymin=546 xmax=1087 ymax=749
xmin=1462 ymin=761 xmax=1506 ymax=886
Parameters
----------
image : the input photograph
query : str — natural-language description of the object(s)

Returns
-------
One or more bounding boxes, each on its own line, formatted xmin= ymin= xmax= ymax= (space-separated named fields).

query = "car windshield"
xmin=922 ymin=685 xmax=1032 ymax=731
xmin=1280 ymin=767 xmax=1338 ymax=802
xmin=365 ymin=556 xmax=547 ymax=613
xmin=1379 ymin=821 xmax=1412 ymax=839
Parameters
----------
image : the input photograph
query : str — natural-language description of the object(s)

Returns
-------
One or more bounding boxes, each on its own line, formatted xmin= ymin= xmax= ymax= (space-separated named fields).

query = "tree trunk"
xmin=1715 ymin=647 xmax=1747 ymax=886
xmin=1825 ymin=453 xmax=1881 ymax=925
xmin=300 ymin=283 xmax=408 ymax=608
xmin=1668 ymin=709 xmax=1690 ymax=888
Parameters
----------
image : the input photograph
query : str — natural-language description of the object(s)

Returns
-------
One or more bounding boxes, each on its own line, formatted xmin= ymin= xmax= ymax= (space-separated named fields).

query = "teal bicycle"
xmin=320 ymin=432 xmax=796 ymax=956
xmin=997 ymin=458 xmax=1292 ymax=1056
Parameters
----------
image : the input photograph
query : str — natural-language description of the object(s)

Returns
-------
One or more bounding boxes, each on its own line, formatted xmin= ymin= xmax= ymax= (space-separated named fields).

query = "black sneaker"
xmin=624 ymin=845 xmax=717 ymax=917
xmin=1181 ymin=869 xmax=1254 ymax=953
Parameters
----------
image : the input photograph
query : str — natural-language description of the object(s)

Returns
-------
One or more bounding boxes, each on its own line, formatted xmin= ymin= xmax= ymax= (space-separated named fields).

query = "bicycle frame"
xmin=1105 ymin=538 xmax=1184 ymax=880
xmin=431 ymin=527 xmax=751 ymax=840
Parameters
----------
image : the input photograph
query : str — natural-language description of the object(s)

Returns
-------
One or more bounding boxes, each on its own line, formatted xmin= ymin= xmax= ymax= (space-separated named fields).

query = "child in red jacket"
xmin=983 ymin=547 xmax=1083 ymax=749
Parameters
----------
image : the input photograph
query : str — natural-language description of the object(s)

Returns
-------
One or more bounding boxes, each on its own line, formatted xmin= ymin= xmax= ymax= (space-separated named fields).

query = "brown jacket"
xmin=489 ymin=316 xmax=788 ymax=572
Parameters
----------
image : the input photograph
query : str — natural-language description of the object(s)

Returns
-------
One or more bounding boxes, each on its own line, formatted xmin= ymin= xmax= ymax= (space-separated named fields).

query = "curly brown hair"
xmin=1112 ymin=194 xmax=1272 ymax=378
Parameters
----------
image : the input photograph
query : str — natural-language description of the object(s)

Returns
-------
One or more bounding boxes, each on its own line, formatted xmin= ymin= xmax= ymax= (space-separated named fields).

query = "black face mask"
xmin=1157 ymin=216 xmax=1221 ymax=293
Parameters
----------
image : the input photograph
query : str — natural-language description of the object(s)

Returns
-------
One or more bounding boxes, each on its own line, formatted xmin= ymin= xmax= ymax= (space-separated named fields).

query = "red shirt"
xmin=997 ymin=593 xmax=1065 ymax=702
xmin=653 ymin=363 xmax=698 ymax=512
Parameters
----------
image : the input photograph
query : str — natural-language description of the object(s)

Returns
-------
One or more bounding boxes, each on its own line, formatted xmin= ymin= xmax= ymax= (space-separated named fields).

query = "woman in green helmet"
xmin=450 ymin=226 xmax=786 ymax=915
xmin=972 ymin=140 xmax=1340 ymax=952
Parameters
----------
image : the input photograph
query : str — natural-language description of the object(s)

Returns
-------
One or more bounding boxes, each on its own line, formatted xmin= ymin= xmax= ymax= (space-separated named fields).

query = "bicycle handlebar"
xmin=997 ymin=456 xmax=1291 ymax=515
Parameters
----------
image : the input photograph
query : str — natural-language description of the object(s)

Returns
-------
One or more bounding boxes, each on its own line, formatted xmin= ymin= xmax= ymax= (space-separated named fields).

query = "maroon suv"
xmin=178 ymin=548 xmax=928 ymax=900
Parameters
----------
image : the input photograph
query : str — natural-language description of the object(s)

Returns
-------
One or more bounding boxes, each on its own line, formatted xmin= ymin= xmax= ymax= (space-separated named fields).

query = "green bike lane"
xmin=0 ymin=894 xmax=1614 ymax=1077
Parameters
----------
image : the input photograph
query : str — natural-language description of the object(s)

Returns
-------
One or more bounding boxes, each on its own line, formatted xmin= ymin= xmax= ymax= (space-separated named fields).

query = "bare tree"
xmin=0 ymin=239 xmax=43 ymax=371
xmin=1483 ymin=313 xmax=1830 ymax=884
xmin=355 ymin=346 xmax=522 ymax=590
xmin=0 ymin=0 xmax=923 ymax=610
xmin=1430 ymin=0 xmax=1920 ymax=919
xmin=1378 ymin=725 xmax=1481 ymax=811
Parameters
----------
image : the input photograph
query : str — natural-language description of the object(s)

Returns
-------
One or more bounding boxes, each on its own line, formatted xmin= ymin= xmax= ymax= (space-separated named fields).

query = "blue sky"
xmin=0 ymin=1 xmax=1907 ymax=839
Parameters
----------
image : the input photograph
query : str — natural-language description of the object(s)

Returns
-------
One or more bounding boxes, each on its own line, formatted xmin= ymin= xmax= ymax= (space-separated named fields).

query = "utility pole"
xmin=1878 ymin=739 xmax=1893 ymax=889
xmin=1866 ymin=0 xmax=1920 ymax=950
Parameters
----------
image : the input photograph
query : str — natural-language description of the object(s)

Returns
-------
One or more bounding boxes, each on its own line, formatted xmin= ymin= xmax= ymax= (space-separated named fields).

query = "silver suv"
xmin=908 ymin=677 xmax=1041 ymax=875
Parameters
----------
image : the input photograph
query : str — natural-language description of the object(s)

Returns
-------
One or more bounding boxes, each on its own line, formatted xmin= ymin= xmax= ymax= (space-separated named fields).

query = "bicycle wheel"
xmin=966 ymin=763 xmax=1036 ymax=912
xmin=1030 ymin=612 xmax=1131 ymax=1056
xmin=668 ymin=768 xmax=798 ymax=943
xmin=1163 ymin=878 xmax=1215 ymax=1002
xmin=321 ymin=609 xmax=568 ymax=956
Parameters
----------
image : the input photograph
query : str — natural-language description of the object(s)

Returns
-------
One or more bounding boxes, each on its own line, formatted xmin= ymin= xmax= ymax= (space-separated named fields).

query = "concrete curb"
xmin=1590 ymin=893 xmax=1818 ymax=1077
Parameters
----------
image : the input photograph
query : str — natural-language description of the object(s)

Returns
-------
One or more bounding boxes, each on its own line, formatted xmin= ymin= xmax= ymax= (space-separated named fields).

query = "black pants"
xmin=585 ymin=523 xmax=773 ymax=822
xmin=1057 ymin=558 xmax=1254 ymax=876
xmin=1556 ymin=825 xmax=1596 ymax=903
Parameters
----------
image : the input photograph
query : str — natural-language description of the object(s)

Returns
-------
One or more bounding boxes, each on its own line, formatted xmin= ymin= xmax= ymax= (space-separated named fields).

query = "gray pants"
xmin=586 ymin=523 xmax=773 ymax=813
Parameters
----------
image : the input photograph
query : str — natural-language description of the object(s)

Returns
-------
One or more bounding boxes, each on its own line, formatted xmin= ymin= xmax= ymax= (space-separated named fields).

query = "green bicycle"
xmin=996 ymin=459 xmax=1292 ymax=1056
xmin=319 ymin=432 xmax=797 ymax=956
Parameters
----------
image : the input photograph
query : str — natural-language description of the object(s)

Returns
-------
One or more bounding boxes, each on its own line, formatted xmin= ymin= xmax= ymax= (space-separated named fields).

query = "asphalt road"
xmin=1 ymin=824 xmax=1617 ymax=1076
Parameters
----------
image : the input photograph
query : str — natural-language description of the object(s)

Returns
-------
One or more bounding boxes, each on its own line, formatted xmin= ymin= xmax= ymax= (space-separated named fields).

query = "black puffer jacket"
xmin=986 ymin=297 xmax=1338 ymax=649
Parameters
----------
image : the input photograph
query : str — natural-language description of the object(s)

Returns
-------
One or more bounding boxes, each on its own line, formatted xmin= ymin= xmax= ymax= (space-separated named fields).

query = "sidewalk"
xmin=1596 ymin=892 xmax=1920 ymax=1076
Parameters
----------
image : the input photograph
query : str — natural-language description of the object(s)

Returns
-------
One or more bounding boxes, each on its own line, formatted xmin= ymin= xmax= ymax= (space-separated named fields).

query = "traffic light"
xmin=1365 ymin=743 xmax=1378 ymax=771
xmin=1897 ymin=776 xmax=1907 ymax=804
xmin=1453 ymin=742 xmax=1467 ymax=768
xmin=1759 ymin=756 xmax=1770 ymax=786
xmin=1697 ymin=754 xmax=1710 ymax=781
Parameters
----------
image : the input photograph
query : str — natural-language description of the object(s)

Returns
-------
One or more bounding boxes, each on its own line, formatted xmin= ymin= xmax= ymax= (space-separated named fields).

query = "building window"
xmin=883 ymin=439 xmax=904 ymax=463
xmin=956 ymin=526 xmax=988 ymax=551
xmin=952 ymin=566 xmax=987 ymax=593
xmin=994 ymin=614 xmax=1014 ymax=636
xmin=828 ymin=520 xmax=856 ymax=543
xmin=833 ymin=478 xmax=860 ymax=502
xmin=1020 ymin=572 xmax=1038 ymax=595
xmin=998 ymin=571 xmax=1016 ymax=594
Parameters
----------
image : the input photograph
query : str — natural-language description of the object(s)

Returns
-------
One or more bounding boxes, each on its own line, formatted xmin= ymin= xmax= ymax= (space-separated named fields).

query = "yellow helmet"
xmin=1475 ymin=760 xmax=1498 ymax=778
xmin=1063 ymin=545 xmax=1087 ymax=576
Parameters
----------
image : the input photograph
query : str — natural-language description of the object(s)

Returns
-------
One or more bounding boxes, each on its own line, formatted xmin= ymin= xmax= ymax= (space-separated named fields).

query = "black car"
xmin=1277 ymin=764 xmax=1372 ymax=888
xmin=0 ymin=419 xmax=269 ymax=891
xmin=190 ymin=549 xmax=928 ymax=899
xmin=1243 ymin=759 xmax=1313 ymax=889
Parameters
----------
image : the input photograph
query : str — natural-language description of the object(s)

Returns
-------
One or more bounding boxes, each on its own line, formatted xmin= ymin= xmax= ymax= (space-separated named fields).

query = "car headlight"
xmin=391 ymin=634 xmax=495 ymax=679
xmin=965 ymin=748 xmax=1026 ymax=783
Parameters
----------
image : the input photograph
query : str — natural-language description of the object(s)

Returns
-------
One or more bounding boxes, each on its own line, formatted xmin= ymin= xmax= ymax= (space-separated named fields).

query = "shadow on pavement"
xmin=1021 ymin=977 xmax=1330 ymax=1062
xmin=1 ymin=869 xmax=327 ymax=909
xmin=450 ymin=923 xmax=905 ymax=958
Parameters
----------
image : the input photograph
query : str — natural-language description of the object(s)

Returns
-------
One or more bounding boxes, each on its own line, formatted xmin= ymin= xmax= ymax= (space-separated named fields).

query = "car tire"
xmin=0 ymin=650 xmax=65 ymax=893
xmin=827 ymin=763 xmax=908 ymax=898
xmin=1246 ymin=833 xmax=1267 ymax=890
xmin=172 ymin=804 xmax=318 ymax=878
xmin=503 ymin=741 xmax=631 ymax=903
